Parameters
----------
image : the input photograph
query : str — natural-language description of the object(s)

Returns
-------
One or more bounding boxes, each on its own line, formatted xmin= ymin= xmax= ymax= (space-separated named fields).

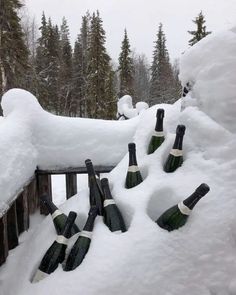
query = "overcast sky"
xmin=24 ymin=0 xmax=236 ymax=63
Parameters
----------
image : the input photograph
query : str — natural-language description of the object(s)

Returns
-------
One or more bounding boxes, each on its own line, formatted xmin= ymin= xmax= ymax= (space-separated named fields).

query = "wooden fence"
xmin=0 ymin=165 xmax=114 ymax=266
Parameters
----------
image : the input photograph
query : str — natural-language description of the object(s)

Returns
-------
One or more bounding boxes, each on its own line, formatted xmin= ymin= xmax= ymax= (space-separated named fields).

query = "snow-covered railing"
xmin=0 ymin=176 xmax=38 ymax=266
xmin=0 ymin=88 xmax=138 ymax=266
xmin=36 ymin=165 xmax=114 ymax=214
xmin=0 ymin=164 xmax=115 ymax=266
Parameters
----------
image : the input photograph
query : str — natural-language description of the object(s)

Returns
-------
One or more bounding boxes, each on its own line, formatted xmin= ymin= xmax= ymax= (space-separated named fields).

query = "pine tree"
xmin=21 ymin=13 xmax=39 ymax=97
xmin=132 ymin=53 xmax=150 ymax=103
xmin=35 ymin=14 xmax=60 ymax=112
xmin=47 ymin=21 xmax=60 ymax=113
xmin=86 ymin=11 xmax=116 ymax=119
xmin=71 ymin=13 xmax=90 ymax=117
xmin=149 ymin=23 xmax=176 ymax=105
xmin=35 ymin=12 xmax=49 ymax=108
xmin=103 ymin=64 xmax=116 ymax=119
xmin=118 ymin=29 xmax=134 ymax=98
xmin=58 ymin=17 xmax=73 ymax=115
xmin=0 ymin=0 xmax=29 ymax=95
xmin=188 ymin=11 xmax=211 ymax=46
xmin=172 ymin=58 xmax=182 ymax=99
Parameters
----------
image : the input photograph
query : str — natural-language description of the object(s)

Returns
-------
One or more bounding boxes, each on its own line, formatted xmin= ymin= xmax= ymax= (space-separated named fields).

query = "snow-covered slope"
xmin=179 ymin=26 xmax=236 ymax=133
xmin=1 ymin=99 xmax=236 ymax=295
xmin=1 ymin=26 xmax=236 ymax=295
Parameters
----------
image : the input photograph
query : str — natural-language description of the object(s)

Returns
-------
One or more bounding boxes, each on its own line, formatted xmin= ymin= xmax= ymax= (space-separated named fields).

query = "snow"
xmin=1 ymin=89 xmax=138 ymax=169
xmin=1 ymin=26 xmax=236 ymax=295
xmin=179 ymin=28 xmax=236 ymax=133
xmin=117 ymin=95 xmax=149 ymax=120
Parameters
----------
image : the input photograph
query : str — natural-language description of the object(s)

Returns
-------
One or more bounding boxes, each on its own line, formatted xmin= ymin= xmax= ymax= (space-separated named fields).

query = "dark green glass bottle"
xmin=163 ymin=125 xmax=186 ymax=173
xmin=85 ymin=159 xmax=104 ymax=216
xmin=32 ymin=211 xmax=77 ymax=283
xmin=156 ymin=183 xmax=210 ymax=231
xmin=64 ymin=206 xmax=98 ymax=271
xmin=40 ymin=194 xmax=80 ymax=236
xmin=125 ymin=143 xmax=143 ymax=189
xmin=101 ymin=178 xmax=126 ymax=233
xmin=147 ymin=108 xmax=165 ymax=154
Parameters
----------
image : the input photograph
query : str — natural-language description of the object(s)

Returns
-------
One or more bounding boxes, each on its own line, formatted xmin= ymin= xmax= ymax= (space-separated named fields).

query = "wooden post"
xmin=37 ymin=174 xmax=52 ymax=215
xmin=6 ymin=201 xmax=18 ymax=249
xmin=66 ymin=173 xmax=77 ymax=199
xmin=0 ymin=214 xmax=8 ymax=266
xmin=16 ymin=191 xmax=29 ymax=234
xmin=27 ymin=178 xmax=39 ymax=214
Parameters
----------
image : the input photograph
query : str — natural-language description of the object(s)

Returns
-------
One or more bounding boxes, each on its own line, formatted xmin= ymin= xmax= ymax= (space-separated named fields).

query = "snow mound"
xmin=117 ymin=95 xmax=149 ymax=120
xmin=1 ymin=97 xmax=236 ymax=295
xmin=1 ymin=89 xmax=138 ymax=170
xmin=179 ymin=27 xmax=236 ymax=133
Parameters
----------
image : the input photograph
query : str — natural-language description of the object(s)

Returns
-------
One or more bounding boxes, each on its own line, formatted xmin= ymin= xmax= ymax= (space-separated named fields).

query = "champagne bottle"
xmin=147 ymin=108 xmax=165 ymax=154
xmin=64 ymin=206 xmax=98 ymax=271
xmin=163 ymin=125 xmax=186 ymax=173
xmin=125 ymin=143 xmax=143 ymax=189
xmin=101 ymin=178 xmax=126 ymax=233
xmin=32 ymin=211 xmax=77 ymax=283
xmin=40 ymin=194 xmax=80 ymax=236
xmin=156 ymin=183 xmax=210 ymax=231
xmin=85 ymin=159 xmax=104 ymax=216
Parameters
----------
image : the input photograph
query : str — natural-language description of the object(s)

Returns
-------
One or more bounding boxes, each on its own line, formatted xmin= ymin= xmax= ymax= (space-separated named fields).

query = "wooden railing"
xmin=0 ymin=165 xmax=114 ymax=266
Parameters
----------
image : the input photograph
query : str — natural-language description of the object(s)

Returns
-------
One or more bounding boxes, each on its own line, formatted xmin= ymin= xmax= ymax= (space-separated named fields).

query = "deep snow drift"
xmin=0 ymin=89 xmax=138 ymax=214
xmin=0 ymin=26 xmax=236 ymax=295
xmin=179 ymin=26 xmax=236 ymax=133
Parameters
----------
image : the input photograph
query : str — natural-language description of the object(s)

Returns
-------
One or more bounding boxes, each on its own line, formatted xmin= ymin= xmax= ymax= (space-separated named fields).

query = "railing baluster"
xmin=65 ymin=173 xmax=77 ymax=199
xmin=16 ymin=191 xmax=29 ymax=234
xmin=0 ymin=214 xmax=8 ymax=266
xmin=7 ymin=201 xmax=19 ymax=249
xmin=27 ymin=177 xmax=39 ymax=214
xmin=37 ymin=174 xmax=52 ymax=215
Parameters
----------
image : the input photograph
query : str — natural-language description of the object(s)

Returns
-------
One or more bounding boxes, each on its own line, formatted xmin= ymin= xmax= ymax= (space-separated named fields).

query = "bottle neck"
xmin=41 ymin=197 xmax=58 ymax=215
xmin=155 ymin=117 xmax=164 ymax=132
xmin=183 ymin=192 xmax=203 ymax=210
xmin=86 ymin=162 xmax=96 ymax=178
xmin=61 ymin=214 xmax=77 ymax=239
xmin=128 ymin=150 xmax=138 ymax=166
xmin=83 ymin=212 xmax=97 ymax=232
xmin=102 ymin=184 xmax=113 ymax=200
xmin=172 ymin=134 xmax=184 ymax=150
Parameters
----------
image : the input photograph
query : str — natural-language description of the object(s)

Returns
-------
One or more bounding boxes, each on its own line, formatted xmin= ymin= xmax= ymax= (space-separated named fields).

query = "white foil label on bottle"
xmin=128 ymin=165 xmax=140 ymax=173
xmin=113 ymin=230 xmax=122 ymax=234
xmin=104 ymin=199 xmax=116 ymax=207
xmin=52 ymin=210 xmax=61 ymax=220
xmin=32 ymin=269 xmax=49 ymax=283
xmin=153 ymin=131 xmax=164 ymax=137
xmin=80 ymin=230 xmax=92 ymax=239
xmin=170 ymin=149 xmax=183 ymax=157
xmin=56 ymin=235 xmax=68 ymax=245
xmin=178 ymin=201 xmax=191 ymax=215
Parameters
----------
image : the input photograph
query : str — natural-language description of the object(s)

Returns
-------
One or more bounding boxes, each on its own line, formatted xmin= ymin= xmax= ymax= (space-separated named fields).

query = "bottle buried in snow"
xmin=125 ymin=143 xmax=143 ymax=189
xmin=147 ymin=108 xmax=165 ymax=154
xmin=32 ymin=211 xmax=77 ymax=283
xmin=40 ymin=194 xmax=80 ymax=236
xmin=64 ymin=206 xmax=98 ymax=271
xmin=101 ymin=178 xmax=126 ymax=233
xmin=85 ymin=159 xmax=104 ymax=216
xmin=156 ymin=183 xmax=210 ymax=231
xmin=163 ymin=125 xmax=186 ymax=173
